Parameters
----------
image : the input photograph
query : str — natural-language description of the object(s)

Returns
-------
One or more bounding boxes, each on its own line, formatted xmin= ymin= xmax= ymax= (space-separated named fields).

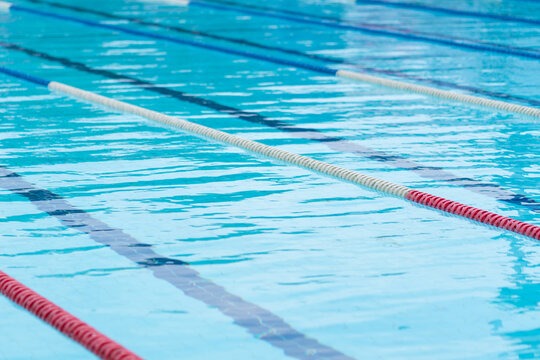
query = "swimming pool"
xmin=0 ymin=0 xmax=539 ymax=358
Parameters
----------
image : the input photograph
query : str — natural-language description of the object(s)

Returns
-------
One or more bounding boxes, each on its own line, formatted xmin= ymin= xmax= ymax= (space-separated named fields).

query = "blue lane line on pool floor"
xmin=18 ymin=0 xmax=540 ymax=108
xmin=0 ymin=51 xmax=538 ymax=213
xmin=8 ymin=4 xmax=337 ymax=75
xmin=187 ymin=0 xmax=540 ymax=60
xmin=355 ymin=0 xmax=540 ymax=26
xmin=0 ymin=166 xmax=355 ymax=360
xmin=13 ymin=0 xmax=540 ymax=61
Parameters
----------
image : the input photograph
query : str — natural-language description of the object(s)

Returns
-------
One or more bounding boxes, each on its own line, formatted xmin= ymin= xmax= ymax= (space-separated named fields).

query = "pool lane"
xmin=0 ymin=166 xmax=355 ymax=360
xmin=187 ymin=0 xmax=540 ymax=60
xmin=1 ymin=40 xmax=538 ymax=212
xmin=19 ymin=0 xmax=540 ymax=108
xmin=1 ymin=65 xmax=538 ymax=241
xmin=4 ymin=2 xmax=540 ymax=118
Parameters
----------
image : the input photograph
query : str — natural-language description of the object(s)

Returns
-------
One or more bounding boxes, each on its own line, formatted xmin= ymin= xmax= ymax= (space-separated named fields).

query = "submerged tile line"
xmin=0 ymin=166 xmax=356 ymax=360
xmin=187 ymin=0 xmax=540 ymax=60
xmin=21 ymin=0 xmax=540 ymax=108
xmin=0 ymin=65 xmax=538 ymax=241
xmin=354 ymin=0 xmax=540 ymax=26
xmin=3 ymin=1 xmax=540 ymax=118
xmin=2 ymin=40 xmax=538 ymax=212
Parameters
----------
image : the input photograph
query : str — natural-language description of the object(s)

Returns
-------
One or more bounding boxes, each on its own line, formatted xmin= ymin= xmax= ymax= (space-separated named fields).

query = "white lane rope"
xmin=49 ymin=81 xmax=411 ymax=197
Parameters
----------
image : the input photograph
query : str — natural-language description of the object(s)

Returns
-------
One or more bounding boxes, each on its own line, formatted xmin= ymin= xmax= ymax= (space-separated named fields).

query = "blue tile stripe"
xmin=0 ymin=166 xmax=355 ymax=360
xmin=9 ymin=4 xmax=338 ymax=76
xmin=355 ymin=0 xmax=540 ymax=26
xmin=188 ymin=0 xmax=540 ymax=60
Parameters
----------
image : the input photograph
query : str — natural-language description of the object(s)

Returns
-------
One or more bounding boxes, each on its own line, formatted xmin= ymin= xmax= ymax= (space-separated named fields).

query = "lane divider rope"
xmin=0 ymin=270 xmax=142 ymax=360
xmin=2 ymin=1 xmax=540 ymax=119
xmin=335 ymin=69 xmax=540 ymax=118
xmin=18 ymin=0 xmax=540 ymax=108
xmin=355 ymin=0 xmax=540 ymax=26
xmin=2 ymin=40 xmax=538 ymax=212
xmin=0 ymin=65 xmax=538 ymax=241
xmin=186 ymin=0 xmax=540 ymax=60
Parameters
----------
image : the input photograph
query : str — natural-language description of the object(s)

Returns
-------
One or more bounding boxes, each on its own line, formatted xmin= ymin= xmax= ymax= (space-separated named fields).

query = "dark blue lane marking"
xmin=0 ymin=166 xmax=355 ymax=360
xmin=18 ymin=0 xmax=540 ymax=108
xmin=188 ymin=0 xmax=540 ymax=60
xmin=23 ymin=0 xmax=350 ymax=64
xmin=355 ymin=0 xmax=540 ymax=26
xmin=7 ymin=4 xmax=335 ymax=75
xmin=1 ymin=42 xmax=538 ymax=212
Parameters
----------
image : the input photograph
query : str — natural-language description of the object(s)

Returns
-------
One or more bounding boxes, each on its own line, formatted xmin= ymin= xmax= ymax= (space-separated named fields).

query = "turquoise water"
xmin=0 ymin=0 xmax=539 ymax=359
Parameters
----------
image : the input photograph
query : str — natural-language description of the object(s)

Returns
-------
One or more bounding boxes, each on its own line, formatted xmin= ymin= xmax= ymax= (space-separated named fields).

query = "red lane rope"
xmin=406 ymin=190 xmax=540 ymax=241
xmin=0 ymin=270 xmax=142 ymax=360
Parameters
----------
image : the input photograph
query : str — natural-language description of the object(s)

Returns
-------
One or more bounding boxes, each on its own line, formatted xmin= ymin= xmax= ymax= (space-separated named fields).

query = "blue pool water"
xmin=0 ymin=0 xmax=539 ymax=358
